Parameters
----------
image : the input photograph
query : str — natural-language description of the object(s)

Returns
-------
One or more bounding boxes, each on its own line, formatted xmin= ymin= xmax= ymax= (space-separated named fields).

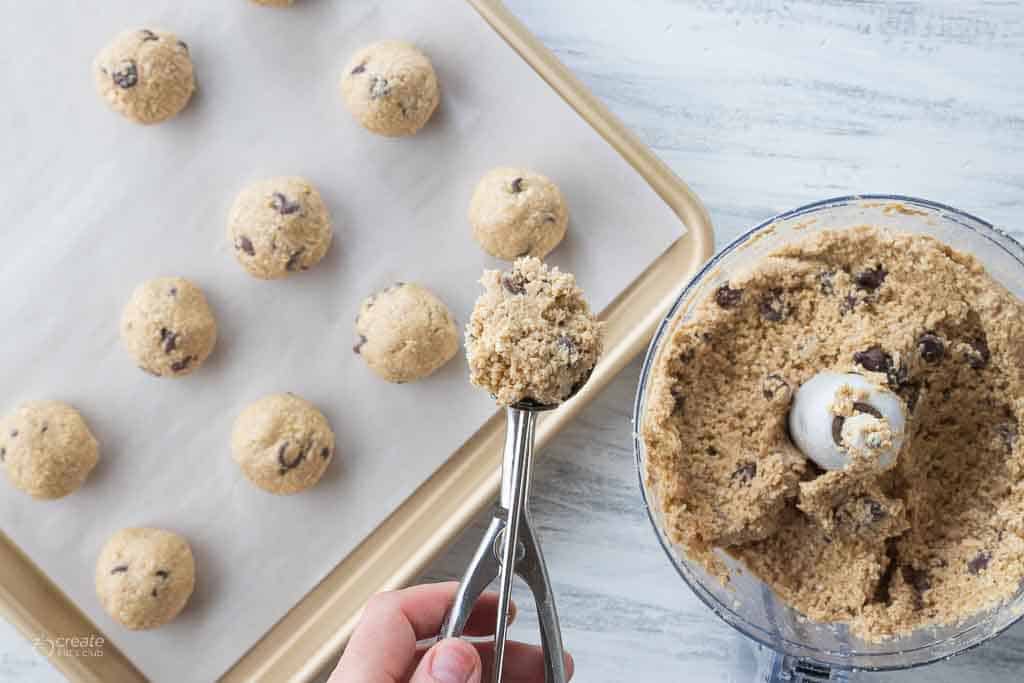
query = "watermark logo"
xmin=30 ymin=634 xmax=105 ymax=658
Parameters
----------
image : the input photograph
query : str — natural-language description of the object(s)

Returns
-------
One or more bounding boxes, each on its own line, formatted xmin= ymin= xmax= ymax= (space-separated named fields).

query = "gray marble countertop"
xmin=3 ymin=1 xmax=1023 ymax=681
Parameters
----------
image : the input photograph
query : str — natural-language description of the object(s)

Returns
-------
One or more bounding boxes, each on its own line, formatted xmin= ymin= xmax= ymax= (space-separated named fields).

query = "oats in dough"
xmin=228 ymin=177 xmax=333 ymax=279
xmin=469 ymin=167 xmax=569 ymax=261
xmin=120 ymin=277 xmax=217 ymax=378
xmin=340 ymin=41 xmax=440 ymax=137
xmin=93 ymin=28 xmax=194 ymax=125
xmin=642 ymin=226 xmax=1024 ymax=641
xmin=0 ymin=401 xmax=99 ymax=500
xmin=466 ymin=257 xmax=603 ymax=407
xmin=232 ymin=393 xmax=336 ymax=495
xmin=354 ymin=283 xmax=459 ymax=383
xmin=96 ymin=528 xmax=195 ymax=630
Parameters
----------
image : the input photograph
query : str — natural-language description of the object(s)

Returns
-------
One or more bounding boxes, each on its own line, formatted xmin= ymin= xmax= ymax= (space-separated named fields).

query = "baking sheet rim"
xmin=0 ymin=1 xmax=715 ymax=681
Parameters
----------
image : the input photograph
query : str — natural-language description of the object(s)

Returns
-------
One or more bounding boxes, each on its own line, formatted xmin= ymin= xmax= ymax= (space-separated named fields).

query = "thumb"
xmin=410 ymin=638 xmax=482 ymax=683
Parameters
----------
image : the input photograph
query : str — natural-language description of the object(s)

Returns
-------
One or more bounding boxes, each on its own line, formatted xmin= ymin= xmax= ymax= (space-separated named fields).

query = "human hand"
xmin=328 ymin=581 xmax=573 ymax=683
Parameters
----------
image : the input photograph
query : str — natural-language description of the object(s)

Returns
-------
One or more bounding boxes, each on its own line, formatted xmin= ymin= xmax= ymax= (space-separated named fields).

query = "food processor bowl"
xmin=632 ymin=195 xmax=1024 ymax=680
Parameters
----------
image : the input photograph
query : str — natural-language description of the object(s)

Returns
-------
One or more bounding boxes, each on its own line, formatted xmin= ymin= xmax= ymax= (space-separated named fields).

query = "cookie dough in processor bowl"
xmin=633 ymin=196 xmax=1024 ymax=680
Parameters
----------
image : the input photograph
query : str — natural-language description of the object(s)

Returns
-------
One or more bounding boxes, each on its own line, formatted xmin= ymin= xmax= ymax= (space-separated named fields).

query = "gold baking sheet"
xmin=0 ymin=1 xmax=713 ymax=680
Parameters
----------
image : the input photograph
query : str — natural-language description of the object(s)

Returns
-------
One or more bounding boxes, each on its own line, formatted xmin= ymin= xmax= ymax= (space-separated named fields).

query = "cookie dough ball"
xmin=340 ymin=41 xmax=440 ymax=137
xmin=231 ymin=393 xmax=336 ymax=495
xmin=227 ymin=177 xmax=332 ymax=279
xmin=354 ymin=283 xmax=459 ymax=383
xmin=93 ymin=28 xmax=195 ymax=125
xmin=469 ymin=168 xmax=569 ymax=260
xmin=467 ymin=257 xmax=603 ymax=406
xmin=96 ymin=528 xmax=195 ymax=630
xmin=120 ymin=277 xmax=217 ymax=378
xmin=0 ymin=401 xmax=99 ymax=500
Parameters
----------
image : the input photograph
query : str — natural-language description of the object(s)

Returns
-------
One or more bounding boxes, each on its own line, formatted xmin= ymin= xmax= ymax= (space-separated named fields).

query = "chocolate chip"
xmin=818 ymin=270 xmax=836 ymax=295
xmin=270 ymin=192 xmax=301 ymax=215
xmin=353 ymin=335 xmax=367 ymax=354
xmin=918 ymin=333 xmax=945 ymax=364
xmin=10 ymin=430 xmax=17 ymax=438
xmin=169 ymin=287 xmax=178 ymax=297
xmin=840 ymin=294 xmax=859 ymax=315
xmin=40 ymin=424 xmax=48 ymax=434
xmin=151 ymin=588 xmax=159 ymax=598
xmin=177 ymin=40 xmax=189 ymax=52
xmin=111 ymin=60 xmax=138 ymax=89
xmin=759 ymin=289 xmax=786 ymax=322
xmin=898 ymin=382 xmax=921 ymax=412
xmin=854 ymin=346 xmax=892 ymax=374
xmin=111 ymin=565 xmax=129 ymax=575
xmin=902 ymin=565 xmax=931 ymax=594
xmin=997 ymin=422 xmax=1018 ymax=451
xmin=761 ymin=373 xmax=790 ymax=400
xmin=968 ymin=551 xmax=992 ymax=575
xmin=277 ymin=441 xmax=308 ymax=475
xmin=669 ymin=385 xmax=685 ymax=415
xmin=967 ymin=337 xmax=990 ymax=369
xmin=159 ymin=328 xmax=179 ymax=354
xmin=501 ymin=273 xmax=527 ymax=295
xmin=169 ymin=356 xmax=194 ymax=373
xmin=510 ymin=177 xmax=525 ymax=193
xmin=286 ymin=248 xmax=306 ymax=272
xmin=238 ymin=236 xmax=255 ymax=256
xmin=865 ymin=499 xmax=886 ymax=521
xmin=321 ymin=447 xmax=331 ymax=460
xmin=155 ymin=570 xmax=170 ymax=580
xmin=714 ymin=283 xmax=742 ymax=308
xmin=831 ymin=416 xmax=844 ymax=447
xmin=351 ymin=63 xmax=367 ymax=75
xmin=855 ymin=265 xmax=887 ymax=291
xmin=731 ymin=461 xmax=757 ymax=484
xmin=706 ymin=446 xmax=719 ymax=458
xmin=852 ymin=401 xmax=883 ymax=419
xmin=0 ymin=448 xmax=5 ymax=463
xmin=557 ymin=335 xmax=577 ymax=358
xmin=139 ymin=29 xmax=158 ymax=42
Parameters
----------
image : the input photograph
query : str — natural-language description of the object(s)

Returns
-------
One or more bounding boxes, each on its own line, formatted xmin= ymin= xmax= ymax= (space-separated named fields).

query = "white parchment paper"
xmin=0 ymin=1 xmax=683 ymax=680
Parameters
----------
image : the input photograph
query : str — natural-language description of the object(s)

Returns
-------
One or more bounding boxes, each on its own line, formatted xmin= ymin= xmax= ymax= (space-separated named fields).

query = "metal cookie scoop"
xmin=441 ymin=387 xmax=586 ymax=683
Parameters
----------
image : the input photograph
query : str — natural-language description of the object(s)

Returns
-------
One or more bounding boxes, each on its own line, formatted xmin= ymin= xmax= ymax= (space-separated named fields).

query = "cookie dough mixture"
xmin=643 ymin=226 xmax=1024 ymax=641
xmin=93 ymin=28 xmax=195 ymax=125
xmin=96 ymin=527 xmax=195 ymax=630
xmin=251 ymin=0 xmax=294 ymax=6
xmin=340 ymin=41 xmax=439 ymax=137
xmin=466 ymin=257 xmax=603 ymax=406
xmin=232 ymin=393 xmax=335 ymax=495
xmin=0 ymin=401 xmax=99 ymax=500
xmin=120 ymin=277 xmax=218 ymax=378
xmin=354 ymin=283 xmax=459 ymax=383
xmin=469 ymin=167 xmax=569 ymax=260
xmin=228 ymin=177 xmax=333 ymax=279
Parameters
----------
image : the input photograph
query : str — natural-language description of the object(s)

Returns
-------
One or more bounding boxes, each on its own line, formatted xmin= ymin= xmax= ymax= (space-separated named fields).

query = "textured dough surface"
xmin=120 ymin=277 xmax=217 ymax=378
xmin=340 ymin=41 xmax=439 ymax=137
xmin=96 ymin=528 xmax=195 ymax=630
xmin=469 ymin=167 xmax=569 ymax=260
xmin=0 ymin=401 xmax=98 ymax=500
xmin=93 ymin=28 xmax=194 ymax=125
xmin=354 ymin=283 xmax=459 ymax=383
xmin=232 ymin=393 xmax=335 ymax=495
xmin=642 ymin=226 xmax=1024 ymax=641
xmin=228 ymin=177 xmax=333 ymax=279
xmin=466 ymin=257 xmax=603 ymax=406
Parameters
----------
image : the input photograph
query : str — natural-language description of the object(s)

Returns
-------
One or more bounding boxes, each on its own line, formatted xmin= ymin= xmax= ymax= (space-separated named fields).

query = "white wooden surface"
xmin=3 ymin=1 xmax=1023 ymax=681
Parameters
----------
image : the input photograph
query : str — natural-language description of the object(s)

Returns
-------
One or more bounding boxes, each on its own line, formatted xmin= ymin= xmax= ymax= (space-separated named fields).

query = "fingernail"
xmin=430 ymin=640 xmax=476 ymax=683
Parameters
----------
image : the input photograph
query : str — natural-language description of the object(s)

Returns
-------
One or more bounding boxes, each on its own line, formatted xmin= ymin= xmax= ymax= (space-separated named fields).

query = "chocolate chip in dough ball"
xmin=0 ymin=401 xmax=98 ymax=500
xmin=93 ymin=28 xmax=195 ymax=124
xmin=340 ymin=41 xmax=440 ymax=137
xmin=227 ymin=177 xmax=333 ymax=279
xmin=469 ymin=168 xmax=569 ymax=260
xmin=231 ymin=393 xmax=336 ymax=495
xmin=355 ymin=283 xmax=459 ymax=383
xmin=466 ymin=257 xmax=603 ymax=407
xmin=96 ymin=528 xmax=195 ymax=630
xmin=120 ymin=277 xmax=217 ymax=378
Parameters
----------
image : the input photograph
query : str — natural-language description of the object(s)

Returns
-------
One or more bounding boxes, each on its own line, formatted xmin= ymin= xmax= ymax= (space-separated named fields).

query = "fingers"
xmin=409 ymin=638 xmax=482 ymax=683
xmin=477 ymin=641 xmax=575 ymax=683
xmin=327 ymin=583 xmax=517 ymax=683
xmin=462 ymin=592 xmax=517 ymax=637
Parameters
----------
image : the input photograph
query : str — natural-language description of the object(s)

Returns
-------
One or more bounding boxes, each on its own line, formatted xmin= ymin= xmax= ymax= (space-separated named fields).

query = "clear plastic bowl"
xmin=632 ymin=195 xmax=1024 ymax=674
